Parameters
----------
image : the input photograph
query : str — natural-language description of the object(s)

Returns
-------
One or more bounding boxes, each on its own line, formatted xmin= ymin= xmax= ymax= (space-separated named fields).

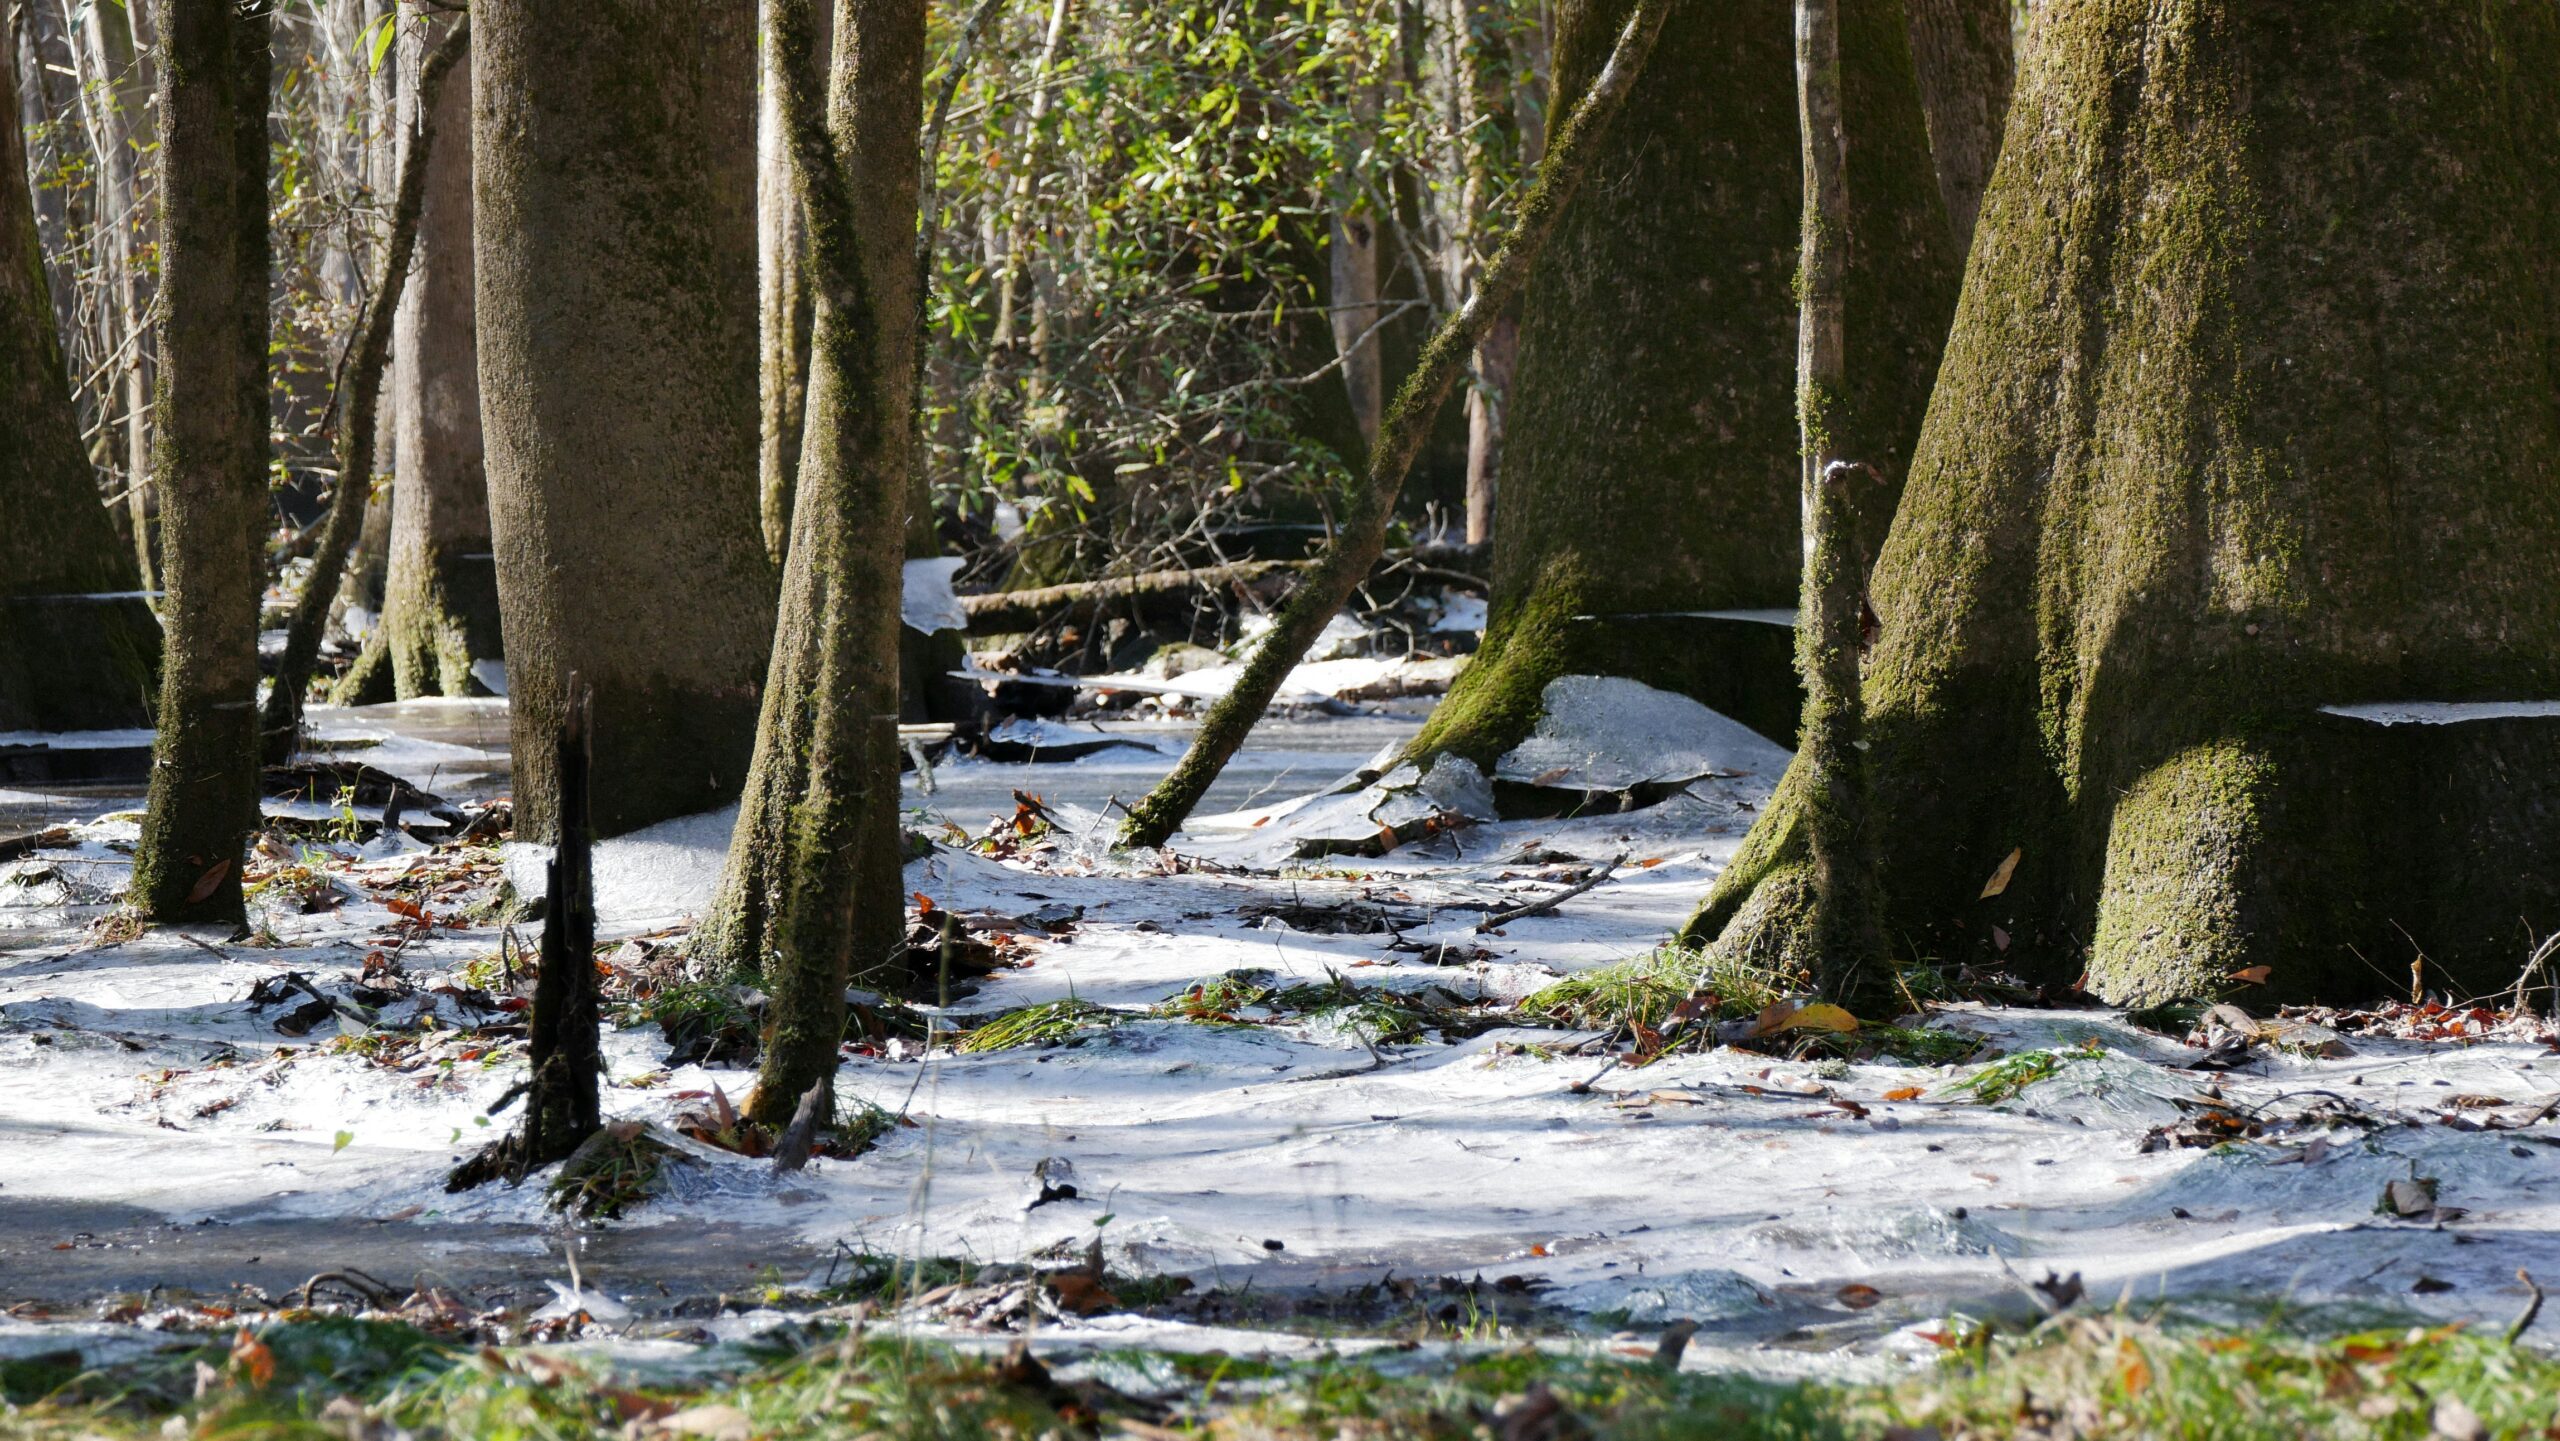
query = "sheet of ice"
xmin=1431 ymin=592 xmax=1488 ymax=634
xmin=1494 ymin=675 xmax=1792 ymax=790
xmin=1569 ymin=608 xmax=1798 ymax=627
xmin=471 ymin=659 xmax=509 ymax=697
xmin=903 ymin=556 xmax=969 ymax=634
xmin=0 ymin=728 xmax=155 ymax=750
xmin=2319 ymin=700 xmax=2560 ymax=725
xmin=505 ymin=805 xmax=738 ymax=930
xmin=7 ymin=708 xmax=2560 ymax=1370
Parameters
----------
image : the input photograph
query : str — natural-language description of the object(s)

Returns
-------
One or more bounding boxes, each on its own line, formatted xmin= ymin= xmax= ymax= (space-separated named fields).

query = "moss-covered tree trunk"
xmin=129 ymin=0 xmax=268 ymax=924
xmin=1902 ymin=0 xmax=2010 ymax=252
xmin=1689 ymin=0 xmax=2560 ymax=1006
xmin=758 ymin=0 xmax=831 ymax=565
xmin=0 ymin=24 xmax=159 ymax=733
xmin=373 ymin=9 xmax=499 ymax=701
xmin=695 ymin=0 xmax=922 ymax=1127
xmin=1401 ymin=0 xmax=1956 ymax=777
xmin=474 ymin=0 xmax=779 ymax=841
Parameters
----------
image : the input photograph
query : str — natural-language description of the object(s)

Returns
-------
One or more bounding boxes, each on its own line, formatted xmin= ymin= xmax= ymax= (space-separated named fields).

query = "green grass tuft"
xmin=956 ymin=997 xmax=1118 ymax=1053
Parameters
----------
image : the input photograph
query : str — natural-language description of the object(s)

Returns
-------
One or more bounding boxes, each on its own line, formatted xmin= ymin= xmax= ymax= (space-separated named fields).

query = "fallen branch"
xmin=959 ymin=559 xmax=1303 ymax=633
xmin=2511 ymin=1268 xmax=2545 ymax=1344
xmin=1113 ymin=0 xmax=1668 ymax=848
xmin=1471 ymin=853 xmax=1629 ymax=933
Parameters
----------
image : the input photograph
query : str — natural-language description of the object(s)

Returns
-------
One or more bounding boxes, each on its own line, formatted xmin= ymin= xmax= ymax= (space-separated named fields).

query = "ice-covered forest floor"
xmin=5 ymin=690 xmax=2559 ymax=1393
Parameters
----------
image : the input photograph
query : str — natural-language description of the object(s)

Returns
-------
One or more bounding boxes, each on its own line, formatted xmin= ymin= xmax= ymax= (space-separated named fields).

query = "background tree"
xmin=1402 ymin=0 xmax=1962 ymax=777
xmin=1690 ymin=0 xmax=2560 ymax=1005
xmin=338 ymin=7 xmax=500 ymax=703
xmin=1902 ymin=0 xmax=2010 ymax=251
xmin=698 ymin=0 xmax=925 ymax=1127
xmin=0 ymin=19 xmax=158 ymax=733
xmin=129 ymin=0 xmax=270 ymax=924
xmin=473 ymin=0 xmax=779 ymax=840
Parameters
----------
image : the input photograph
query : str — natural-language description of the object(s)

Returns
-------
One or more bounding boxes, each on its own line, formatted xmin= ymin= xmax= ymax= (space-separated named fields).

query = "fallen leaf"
xmin=656 ymin=1403 xmax=754 ymax=1440
xmin=1883 ymin=1087 xmax=1924 ymax=1102
xmin=230 ymin=1328 xmax=274 ymax=1388
xmin=187 ymin=860 xmax=234 ymax=904
xmin=1532 ymin=766 xmax=1573 ymax=786
xmin=1635 ymin=857 xmax=1665 ymax=869
xmin=1835 ymin=1283 xmax=1883 ymax=1310
xmin=332 ymin=1130 xmax=354 ymax=1153
xmin=1978 ymin=848 xmax=2022 ymax=899
xmin=1785 ymin=1002 xmax=1860 ymax=1034
xmin=1048 ymin=1271 xmax=1119 ymax=1316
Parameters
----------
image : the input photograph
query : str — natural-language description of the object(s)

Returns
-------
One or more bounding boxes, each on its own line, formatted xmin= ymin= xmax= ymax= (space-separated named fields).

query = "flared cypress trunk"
xmin=1690 ymin=0 xmax=2560 ymax=1006
xmin=696 ymin=0 xmax=922 ymax=1127
xmin=1902 ymin=0 xmax=2011 ymax=252
xmin=0 ymin=28 xmax=159 ymax=732
xmin=374 ymin=9 xmax=499 ymax=700
xmin=1402 ymin=0 xmax=1957 ymax=776
xmin=474 ymin=1 xmax=779 ymax=840
xmin=129 ymin=0 xmax=269 ymax=924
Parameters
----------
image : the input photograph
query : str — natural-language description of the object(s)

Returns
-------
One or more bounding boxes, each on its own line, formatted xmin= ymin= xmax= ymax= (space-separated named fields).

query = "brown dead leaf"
xmin=1835 ymin=1283 xmax=1883 ymax=1310
xmin=188 ymin=860 xmax=234 ymax=905
xmin=1048 ymin=1271 xmax=1120 ymax=1316
xmin=2229 ymin=965 xmax=2273 ymax=985
xmin=1532 ymin=766 xmax=1573 ymax=787
xmin=1978 ymin=849 xmax=2021 ymax=899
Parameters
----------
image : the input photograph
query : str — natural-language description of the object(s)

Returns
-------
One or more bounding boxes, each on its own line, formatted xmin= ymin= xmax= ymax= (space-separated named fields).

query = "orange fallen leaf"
xmin=188 ymin=860 xmax=234 ymax=904
xmin=1635 ymin=857 xmax=1665 ymax=869
xmin=1883 ymin=1086 xmax=1923 ymax=1102
xmin=230 ymin=1327 xmax=275 ymax=1388
xmin=1836 ymin=1283 xmax=1883 ymax=1310
xmin=2228 ymin=965 xmax=2272 ymax=985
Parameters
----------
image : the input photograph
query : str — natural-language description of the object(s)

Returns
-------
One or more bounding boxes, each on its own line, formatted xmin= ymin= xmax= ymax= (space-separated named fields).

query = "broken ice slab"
xmin=1493 ymin=675 xmax=1793 ymax=792
xmin=2318 ymin=699 xmax=2560 ymax=725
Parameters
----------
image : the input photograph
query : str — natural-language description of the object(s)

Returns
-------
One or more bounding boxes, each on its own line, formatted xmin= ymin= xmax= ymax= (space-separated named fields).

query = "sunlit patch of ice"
xmin=903 ymin=557 xmax=969 ymax=635
xmin=1494 ymin=676 xmax=1791 ymax=790
xmin=2319 ymin=700 xmax=2560 ymax=725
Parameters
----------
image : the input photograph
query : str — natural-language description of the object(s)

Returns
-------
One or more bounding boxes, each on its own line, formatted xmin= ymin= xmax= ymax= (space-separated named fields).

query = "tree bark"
xmin=1901 ymin=0 xmax=2011 ymax=252
xmin=694 ymin=0 xmax=923 ymax=1128
xmin=1116 ymin=0 xmax=1669 ymax=851
xmin=1786 ymin=0 xmax=1885 ymax=999
xmin=474 ymin=0 xmax=778 ymax=841
xmin=758 ymin=0 xmax=833 ymax=564
xmin=0 ymin=20 xmax=159 ymax=733
xmin=371 ymin=7 xmax=498 ymax=701
xmin=259 ymin=15 xmax=469 ymax=762
xmin=1402 ymin=0 xmax=1956 ymax=778
xmin=129 ymin=0 xmax=269 ymax=924
xmin=1688 ymin=0 xmax=2560 ymax=1006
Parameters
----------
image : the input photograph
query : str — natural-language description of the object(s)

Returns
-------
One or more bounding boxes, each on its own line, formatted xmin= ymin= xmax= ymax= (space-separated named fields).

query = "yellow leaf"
xmin=1782 ymin=1003 xmax=1860 ymax=1033
xmin=1979 ymin=848 xmax=2022 ymax=899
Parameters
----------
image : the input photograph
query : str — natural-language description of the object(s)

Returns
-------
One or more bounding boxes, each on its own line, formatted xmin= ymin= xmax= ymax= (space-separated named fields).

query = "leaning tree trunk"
xmin=474 ymin=0 xmax=779 ymax=841
xmin=1688 ymin=0 xmax=2560 ymax=1007
xmin=0 ymin=25 xmax=160 ymax=732
xmin=129 ymin=0 xmax=269 ymax=924
xmin=695 ymin=0 xmax=923 ymax=1129
xmin=1401 ymin=0 xmax=1957 ymax=776
xmin=757 ymin=0 xmax=832 ymax=565
xmin=363 ymin=8 xmax=500 ymax=702
xmin=1901 ymin=0 xmax=2010 ymax=253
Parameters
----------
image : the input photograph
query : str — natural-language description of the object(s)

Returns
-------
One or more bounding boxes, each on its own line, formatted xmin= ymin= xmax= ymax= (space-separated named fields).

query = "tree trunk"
xmin=758 ymin=0 xmax=832 ymax=565
xmin=372 ymin=8 xmax=498 ymax=700
xmin=696 ymin=0 xmax=923 ymax=1129
xmin=1401 ymin=0 xmax=1956 ymax=777
xmin=0 ymin=22 xmax=159 ymax=733
xmin=1117 ymin=0 xmax=1669 ymax=851
xmin=1901 ymin=0 xmax=2011 ymax=252
xmin=257 ymin=14 xmax=469 ymax=763
xmin=474 ymin=0 xmax=778 ymax=842
xmin=129 ymin=0 xmax=269 ymax=924
xmin=1689 ymin=0 xmax=2560 ymax=1006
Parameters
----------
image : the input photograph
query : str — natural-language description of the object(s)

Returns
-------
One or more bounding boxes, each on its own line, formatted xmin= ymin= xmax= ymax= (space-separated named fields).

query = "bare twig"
xmin=1472 ymin=853 xmax=1628 ymax=933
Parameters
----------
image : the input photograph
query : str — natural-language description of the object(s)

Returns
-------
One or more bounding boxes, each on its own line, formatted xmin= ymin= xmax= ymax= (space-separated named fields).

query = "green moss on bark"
xmin=1693 ymin=0 xmax=2560 ymax=1005
xmin=1405 ymin=0 xmax=1956 ymax=778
